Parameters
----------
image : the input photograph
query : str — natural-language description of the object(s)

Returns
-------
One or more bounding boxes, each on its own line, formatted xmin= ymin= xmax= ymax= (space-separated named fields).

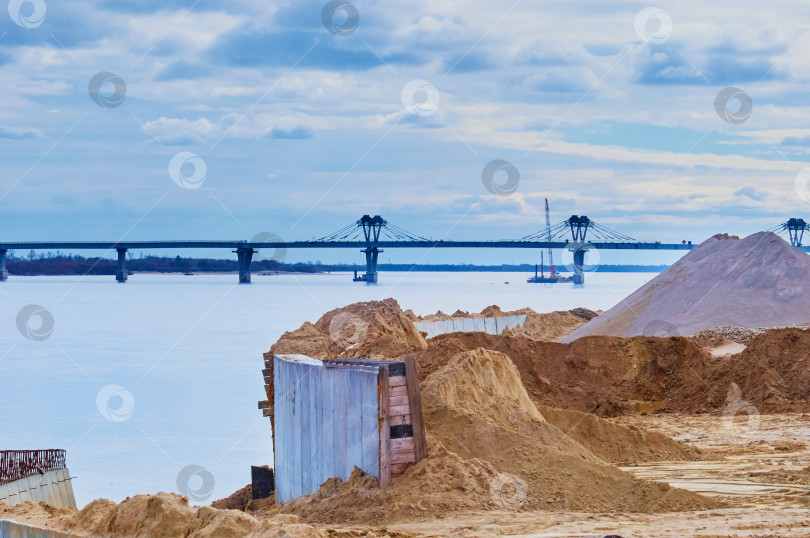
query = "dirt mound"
xmin=271 ymin=298 xmax=427 ymax=360
xmin=536 ymin=405 xmax=706 ymax=464
xmin=286 ymin=444 xmax=501 ymax=523
xmin=564 ymin=231 xmax=810 ymax=341
xmin=506 ymin=310 xmax=593 ymax=342
xmin=0 ymin=493 xmax=333 ymax=538
xmin=419 ymin=348 xmax=713 ymax=512
xmin=285 ymin=348 xmax=715 ymax=522
xmin=211 ymin=484 xmax=252 ymax=511
xmin=418 ymin=332 xmax=714 ymax=415
xmin=685 ymin=328 xmax=810 ymax=413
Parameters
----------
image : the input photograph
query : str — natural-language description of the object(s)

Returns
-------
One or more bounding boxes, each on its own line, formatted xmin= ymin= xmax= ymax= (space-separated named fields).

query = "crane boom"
xmin=545 ymin=198 xmax=556 ymax=276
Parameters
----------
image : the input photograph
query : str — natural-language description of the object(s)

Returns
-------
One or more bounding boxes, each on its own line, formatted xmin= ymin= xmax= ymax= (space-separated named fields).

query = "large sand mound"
xmin=563 ymin=231 xmax=810 ymax=341
xmin=271 ymin=298 xmax=427 ymax=359
xmin=284 ymin=347 xmax=715 ymax=521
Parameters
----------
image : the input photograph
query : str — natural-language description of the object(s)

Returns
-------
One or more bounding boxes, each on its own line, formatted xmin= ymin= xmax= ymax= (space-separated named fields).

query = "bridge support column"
xmin=572 ymin=248 xmax=585 ymax=284
xmin=353 ymin=247 xmax=380 ymax=283
xmin=0 ymin=249 xmax=7 ymax=281
xmin=236 ymin=247 xmax=254 ymax=284
xmin=115 ymin=248 xmax=127 ymax=282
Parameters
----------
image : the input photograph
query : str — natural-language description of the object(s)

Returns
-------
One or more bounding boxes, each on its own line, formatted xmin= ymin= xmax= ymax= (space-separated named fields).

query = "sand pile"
xmin=271 ymin=298 xmax=427 ymax=360
xmin=283 ymin=348 xmax=715 ymax=522
xmin=563 ymin=231 xmax=810 ymax=341
xmin=0 ymin=493 xmax=330 ymax=538
xmin=420 ymin=332 xmax=713 ymax=416
xmin=686 ymin=328 xmax=810 ymax=413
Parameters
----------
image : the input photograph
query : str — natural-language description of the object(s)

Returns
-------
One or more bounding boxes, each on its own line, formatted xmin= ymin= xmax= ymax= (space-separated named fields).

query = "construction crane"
xmin=527 ymin=199 xmax=572 ymax=283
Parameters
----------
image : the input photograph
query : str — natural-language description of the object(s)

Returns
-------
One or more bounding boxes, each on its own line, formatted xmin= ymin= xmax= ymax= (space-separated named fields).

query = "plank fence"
xmin=259 ymin=353 xmax=427 ymax=503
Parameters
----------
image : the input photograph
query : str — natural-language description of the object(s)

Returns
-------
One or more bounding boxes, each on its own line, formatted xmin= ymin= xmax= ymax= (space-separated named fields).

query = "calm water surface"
xmin=0 ymin=271 xmax=654 ymax=506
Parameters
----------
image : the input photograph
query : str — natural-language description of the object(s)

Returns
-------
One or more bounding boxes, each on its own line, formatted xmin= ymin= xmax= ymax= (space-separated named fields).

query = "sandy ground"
xmin=380 ymin=413 xmax=810 ymax=537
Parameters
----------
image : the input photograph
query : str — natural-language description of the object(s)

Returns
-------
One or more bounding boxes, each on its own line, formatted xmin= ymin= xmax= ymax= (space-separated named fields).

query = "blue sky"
xmin=1 ymin=0 xmax=810 ymax=265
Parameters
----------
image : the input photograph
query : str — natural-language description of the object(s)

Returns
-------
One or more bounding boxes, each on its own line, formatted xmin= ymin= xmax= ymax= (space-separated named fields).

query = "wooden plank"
xmin=389 ymin=395 xmax=410 ymax=407
xmin=389 ymin=386 xmax=408 ymax=398
xmin=389 ymin=375 xmax=407 ymax=388
xmin=336 ymin=368 xmax=349 ymax=481
xmin=346 ymin=368 xmax=363 ymax=479
xmin=361 ymin=369 xmax=380 ymax=478
xmin=262 ymin=409 xmax=273 ymax=417
xmin=264 ymin=375 xmax=272 ymax=384
xmin=378 ymin=364 xmax=391 ymax=488
xmin=262 ymin=368 xmax=272 ymax=376
xmin=273 ymin=356 xmax=285 ymax=501
xmin=391 ymin=462 xmax=411 ymax=475
xmin=291 ymin=362 xmax=303 ymax=500
xmin=391 ymin=451 xmax=417 ymax=464
xmin=389 ymin=404 xmax=410 ymax=416
xmin=404 ymin=354 xmax=428 ymax=462
xmin=258 ymin=400 xmax=272 ymax=409
xmin=309 ymin=364 xmax=321 ymax=496
xmin=389 ymin=414 xmax=411 ymax=426
xmin=390 ymin=437 xmax=415 ymax=453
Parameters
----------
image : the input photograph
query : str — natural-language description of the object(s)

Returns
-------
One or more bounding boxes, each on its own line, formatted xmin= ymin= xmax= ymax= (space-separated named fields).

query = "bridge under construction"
xmin=0 ymin=214 xmax=806 ymax=284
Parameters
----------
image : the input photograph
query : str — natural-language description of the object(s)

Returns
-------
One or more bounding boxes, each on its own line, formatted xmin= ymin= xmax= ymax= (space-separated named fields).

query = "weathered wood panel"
xmin=274 ymin=355 xmax=384 ymax=503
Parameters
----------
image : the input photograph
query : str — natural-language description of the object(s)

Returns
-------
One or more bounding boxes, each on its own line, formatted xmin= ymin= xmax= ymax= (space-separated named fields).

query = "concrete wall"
xmin=413 ymin=314 xmax=527 ymax=339
xmin=0 ymin=469 xmax=76 ymax=509
xmin=0 ymin=519 xmax=80 ymax=537
xmin=273 ymin=355 xmax=383 ymax=503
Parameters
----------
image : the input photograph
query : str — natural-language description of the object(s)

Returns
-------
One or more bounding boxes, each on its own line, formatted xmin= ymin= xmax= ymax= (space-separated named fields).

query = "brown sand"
xmin=0 ymin=493 xmax=335 ymax=537
xmin=282 ymin=347 xmax=716 ymax=523
xmin=563 ymin=231 xmax=810 ymax=341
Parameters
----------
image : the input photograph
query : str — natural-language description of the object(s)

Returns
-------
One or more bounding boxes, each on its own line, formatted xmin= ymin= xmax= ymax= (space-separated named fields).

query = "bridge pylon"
xmin=116 ymin=248 xmax=128 ymax=282
xmin=0 ymin=249 xmax=7 ymax=281
xmin=235 ymin=246 xmax=254 ymax=284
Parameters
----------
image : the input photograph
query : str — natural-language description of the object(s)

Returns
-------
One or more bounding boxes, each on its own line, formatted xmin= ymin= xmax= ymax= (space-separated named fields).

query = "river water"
xmin=0 ymin=271 xmax=654 ymax=507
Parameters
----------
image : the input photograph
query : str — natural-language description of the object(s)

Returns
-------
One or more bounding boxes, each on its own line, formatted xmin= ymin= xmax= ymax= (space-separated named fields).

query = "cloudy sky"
xmin=1 ymin=0 xmax=810 ymax=264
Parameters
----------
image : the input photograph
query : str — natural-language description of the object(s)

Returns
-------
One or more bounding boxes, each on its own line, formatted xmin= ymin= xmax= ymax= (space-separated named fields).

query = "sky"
xmin=2 ymin=0 xmax=810 ymax=265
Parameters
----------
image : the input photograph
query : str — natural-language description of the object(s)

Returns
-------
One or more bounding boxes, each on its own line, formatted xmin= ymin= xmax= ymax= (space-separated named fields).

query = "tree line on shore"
xmin=5 ymin=251 xmax=668 ymax=275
